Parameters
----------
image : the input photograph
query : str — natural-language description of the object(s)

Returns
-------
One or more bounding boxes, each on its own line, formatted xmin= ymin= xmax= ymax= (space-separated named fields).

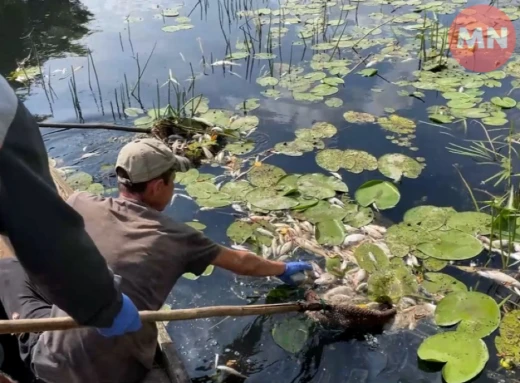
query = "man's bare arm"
xmin=211 ymin=246 xmax=286 ymax=276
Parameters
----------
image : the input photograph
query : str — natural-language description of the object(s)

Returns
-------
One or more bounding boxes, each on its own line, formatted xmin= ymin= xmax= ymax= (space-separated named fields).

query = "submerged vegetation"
xmin=10 ymin=0 xmax=520 ymax=381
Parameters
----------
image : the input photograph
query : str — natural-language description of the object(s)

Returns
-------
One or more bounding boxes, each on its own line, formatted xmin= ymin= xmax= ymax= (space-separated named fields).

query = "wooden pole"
xmin=39 ymin=122 xmax=151 ymax=134
xmin=0 ymin=302 xmax=327 ymax=335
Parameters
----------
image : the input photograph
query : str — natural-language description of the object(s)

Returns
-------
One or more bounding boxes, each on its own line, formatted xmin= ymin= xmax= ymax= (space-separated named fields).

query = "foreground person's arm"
xmin=212 ymin=247 xmax=312 ymax=284
xmin=0 ymin=75 xmax=140 ymax=333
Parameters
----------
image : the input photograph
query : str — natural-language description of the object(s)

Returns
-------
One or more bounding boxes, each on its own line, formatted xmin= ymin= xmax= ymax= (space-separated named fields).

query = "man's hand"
xmin=96 ymin=294 xmax=142 ymax=337
xmin=277 ymin=262 xmax=313 ymax=285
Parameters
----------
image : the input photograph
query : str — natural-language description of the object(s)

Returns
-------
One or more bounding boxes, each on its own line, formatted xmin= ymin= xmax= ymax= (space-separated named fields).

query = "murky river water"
xmin=2 ymin=0 xmax=520 ymax=381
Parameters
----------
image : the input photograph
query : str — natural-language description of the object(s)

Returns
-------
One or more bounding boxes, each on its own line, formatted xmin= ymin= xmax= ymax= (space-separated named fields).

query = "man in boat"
xmin=0 ymin=137 xmax=311 ymax=383
xmin=0 ymin=75 xmax=142 ymax=380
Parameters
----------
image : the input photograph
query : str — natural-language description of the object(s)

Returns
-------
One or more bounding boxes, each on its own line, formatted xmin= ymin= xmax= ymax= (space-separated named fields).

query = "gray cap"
xmin=116 ymin=138 xmax=191 ymax=184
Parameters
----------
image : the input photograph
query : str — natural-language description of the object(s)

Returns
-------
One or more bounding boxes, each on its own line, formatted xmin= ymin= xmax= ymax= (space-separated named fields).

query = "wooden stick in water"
xmin=0 ymin=302 xmax=328 ymax=335
xmin=39 ymin=122 xmax=151 ymax=133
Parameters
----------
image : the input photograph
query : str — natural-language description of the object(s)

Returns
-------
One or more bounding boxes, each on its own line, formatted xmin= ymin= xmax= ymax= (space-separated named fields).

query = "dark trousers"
xmin=0 ymin=258 xmax=50 ymax=382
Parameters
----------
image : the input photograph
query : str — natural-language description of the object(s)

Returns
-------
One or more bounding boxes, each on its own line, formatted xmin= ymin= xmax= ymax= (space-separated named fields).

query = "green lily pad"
xmin=316 ymin=219 xmax=346 ymax=246
xmin=176 ymin=16 xmax=191 ymax=24
xmin=124 ymin=107 xmax=144 ymax=117
xmin=355 ymin=180 xmax=400 ymax=210
xmin=403 ymin=206 xmax=456 ymax=231
xmin=344 ymin=205 xmax=374 ymax=228
xmin=275 ymin=174 xmax=300 ymax=195
xmin=311 ymin=121 xmax=337 ymax=138
xmin=196 ymin=193 xmax=232 ymax=207
xmin=367 ymin=267 xmax=418 ymax=303
xmin=199 ymin=109 xmax=232 ymax=127
xmin=86 ymin=183 xmax=104 ymax=195
xmin=429 ymin=114 xmax=453 ymax=124
xmin=377 ymin=115 xmax=416 ymax=134
xmin=491 ymin=96 xmax=517 ymax=109
xmin=340 ymin=150 xmax=378 ymax=174
xmin=246 ymin=188 xmax=299 ymax=210
xmin=229 ymin=115 xmax=259 ymax=131
xmin=248 ymin=164 xmax=286 ymax=187
xmin=225 ymin=141 xmax=255 ymax=155
xmin=133 ymin=116 xmax=154 ymax=126
xmin=262 ymin=89 xmax=281 ymax=99
xmin=446 ymin=212 xmax=492 ymax=235
xmin=226 ymin=51 xmax=250 ymax=60
xmin=66 ymin=171 xmax=93 ymax=191
xmin=423 ymin=258 xmax=448 ymax=271
xmin=220 ymin=180 xmax=254 ymax=201
xmin=256 ymin=76 xmax=279 ymax=86
xmin=274 ymin=139 xmax=317 ymax=156
xmin=315 ymin=149 xmax=344 ymax=171
xmin=236 ymin=98 xmax=260 ymax=112
xmin=311 ymin=84 xmax=339 ymax=96
xmin=417 ymin=231 xmax=483 ymax=260
xmin=272 ymin=317 xmax=310 ymax=353
xmin=293 ymin=92 xmax=324 ymax=102
xmin=421 ymin=272 xmax=467 ymax=296
xmin=353 ymin=243 xmax=389 ymax=273
xmin=297 ymin=174 xmax=347 ymax=199
xmin=323 ymin=77 xmax=344 ymax=86
xmin=162 ymin=24 xmax=194 ymax=32
xmin=358 ymin=68 xmax=378 ymax=77
xmin=343 ymin=111 xmax=376 ymax=123
xmin=178 ymin=168 xmax=199 ymax=185
xmin=435 ymin=291 xmax=500 ymax=338
xmin=324 ymin=98 xmax=343 ymax=108
xmin=227 ymin=221 xmax=254 ymax=244
xmin=185 ymin=221 xmax=206 ymax=231
xmin=296 ymin=201 xmax=349 ymax=224
xmin=162 ymin=8 xmax=180 ymax=16
xmin=482 ymin=116 xmax=508 ymax=126
xmin=254 ymin=53 xmax=277 ymax=60
xmin=304 ymin=72 xmax=327 ymax=81
xmin=495 ymin=310 xmax=520 ymax=365
xmin=182 ymin=264 xmax=214 ymax=280
xmin=378 ymin=154 xmax=423 ymax=181
xmin=186 ymin=182 xmax=218 ymax=199
xmin=417 ymin=332 xmax=488 ymax=383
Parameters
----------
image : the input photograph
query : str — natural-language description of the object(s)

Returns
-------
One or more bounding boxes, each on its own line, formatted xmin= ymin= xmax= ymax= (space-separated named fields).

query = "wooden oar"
xmin=0 ymin=301 xmax=328 ymax=335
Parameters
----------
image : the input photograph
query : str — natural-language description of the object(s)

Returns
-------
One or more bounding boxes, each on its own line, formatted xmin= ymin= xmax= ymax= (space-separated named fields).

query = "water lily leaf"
xmin=297 ymin=174 xmax=347 ymax=199
xmin=355 ymin=180 xmax=400 ymax=210
xmin=417 ymin=230 xmax=483 ymax=260
xmin=87 ymin=183 xmax=104 ymax=195
xmin=182 ymin=272 xmax=199 ymax=280
xmin=248 ymin=164 xmax=286 ymax=187
xmin=378 ymin=153 xmax=423 ymax=181
xmin=310 ymin=121 xmax=337 ymax=138
xmin=311 ymin=84 xmax=339 ymax=96
xmin=316 ymin=219 xmax=346 ymax=245
xmin=162 ymin=24 xmax=194 ymax=32
xmin=196 ymin=192 xmax=231 ymax=207
xmin=341 ymin=150 xmax=378 ymax=174
xmin=325 ymin=97 xmax=343 ymax=108
xmin=178 ymin=168 xmax=199 ymax=185
xmin=446 ymin=212 xmax=492 ymax=235
xmin=261 ymin=89 xmax=281 ymax=99
xmin=435 ymin=291 xmax=500 ymax=338
xmin=311 ymin=42 xmax=336 ymax=50
xmin=202 ymin=264 xmax=214 ymax=276
xmin=272 ymin=317 xmax=310 ymax=353
xmin=124 ymin=107 xmax=144 ymax=117
xmin=199 ymin=109 xmax=232 ymax=127
xmin=344 ymin=205 xmax=374 ymax=228
xmin=354 ymin=243 xmax=389 ymax=273
xmin=186 ymin=182 xmax=218 ymax=199
xmin=482 ymin=116 xmax=508 ymax=126
xmin=404 ymin=206 xmax=456 ymax=231
xmin=220 ymin=180 xmax=254 ymax=201
xmin=491 ymin=96 xmax=516 ymax=109
xmin=162 ymin=8 xmax=180 ymax=16
xmin=293 ymin=92 xmax=324 ymax=102
xmin=323 ymin=77 xmax=344 ymax=86
xmin=296 ymin=201 xmax=349 ymax=223
xmin=227 ymin=221 xmax=254 ymax=244
xmin=254 ymin=53 xmax=277 ymax=60
xmin=225 ymin=141 xmax=255 ymax=155
xmin=257 ymin=76 xmax=279 ymax=86
xmin=133 ymin=116 xmax=154 ymax=126
xmin=315 ymin=149 xmax=344 ymax=171
xmin=423 ymin=258 xmax=448 ymax=271
xmin=417 ymin=332 xmax=488 ymax=383
xmin=421 ymin=272 xmax=467 ymax=296
xmin=274 ymin=139 xmax=319 ymax=156
xmin=495 ymin=310 xmax=520 ymax=365
xmin=447 ymin=99 xmax=476 ymax=109
xmin=343 ymin=111 xmax=376 ymax=123
xmin=66 ymin=172 xmax=93 ymax=191
xmin=368 ymin=267 xmax=418 ymax=302
xmin=461 ymin=109 xmax=489 ymax=118
xmin=246 ymin=188 xmax=298 ymax=210
xmin=377 ymin=114 xmax=416 ymax=134
xmin=176 ymin=16 xmax=191 ymax=24
xmin=304 ymin=72 xmax=327 ymax=81
xmin=185 ymin=221 xmax=206 ymax=231
xmin=229 ymin=115 xmax=259 ymax=131
xmin=226 ymin=51 xmax=250 ymax=60
xmin=429 ymin=114 xmax=453 ymax=124
xmin=236 ymin=98 xmax=260 ymax=112
xmin=358 ymin=68 xmax=378 ymax=77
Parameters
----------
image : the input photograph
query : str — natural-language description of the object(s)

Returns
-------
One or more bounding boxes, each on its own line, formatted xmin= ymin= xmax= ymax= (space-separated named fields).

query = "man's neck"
xmin=119 ymin=192 xmax=145 ymax=204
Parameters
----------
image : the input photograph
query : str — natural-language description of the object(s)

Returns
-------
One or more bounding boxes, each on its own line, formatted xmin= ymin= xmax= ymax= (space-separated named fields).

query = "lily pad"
xmin=133 ymin=116 xmax=154 ymax=126
xmin=367 ymin=267 xmax=418 ymax=303
xmin=246 ymin=188 xmax=298 ymax=210
xmin=272 ymin=317 xmax=310 ymax=353
xmin=316 ymin=219 xmax=346 ymax=246
xmin=403 ymin=206 xmax=456 ymax=231
xmin=378 ymin=154 xmax=423 ymax=181
xmin=421 ymin=272 xmax=467 ymax=296
xmin=435 ymin=291 xmax=500 ymax=338
xmin=196 ymin=193 xmax=232 ymax=207
xmin=417 ymin=332 xmax=488 ymax=383
xmin=341 ymin=150 xmax=378 ymax=174
xmin=274 ymin=140 xmax=315 ymax=156
xmin=66 ymin=171 xmax=93 ymax=191
xmin=254 ymin=53 xmax=277 ymax=60
xmin=248 ymin=164 xmax=286 ymax=187
xmin=262 ymin=89 xmax=281 ymax=99
xmin=186 ymin=182 xmax=218 ymax=199
xmin=229 ymin=115 xmax=259 ymax=131
xmin=446 ymin=212 xmax=492 ymax=235
xmin=429 ymin=114 xmax=453 ymax=124
xmin=182 ymin=265 xmax=214 ymax=280
xmin=343 ymin=111 xmax=376 ymax=123
xmin=491 ymin=96 xmax=517 ymax=109
xmin=225 ymin=141 xmax=255 ymax=155
xmin=226 ymin=51 xmax=250 ymax=60
xmin=325 ymin=98 xmax=343 ymax=108
xmin=311 ymin=84 xmax=339 ymax=96
xmin=482 ymin=116 xmax=508 ymax=126
xmin=304 ymin=72 xmax=327 ymax=81
xmin=178 ymin=168 xmax=199 ymax=185
xmin=199 ymin=109 xmax=233 ymax=127
xmin=227 ymin=221 xmax=254 ymax=244
xmin=297 ymin=201 xmax=349 ymax=224
xmin=358 ymin=68 xmax=378 ymax=77
xmin=236 ymin=98 xmax=260 ymax=112
xmin=161 ymin=24 xmax=194 ymax=32
xmin=256 ymin=76 xmax=279 ymax=86
xmin=417 ymin=230 xmax=483 ymax=260
xmin=377 ymin=115 xmax=416 ymax=134
xmin=185 ymin=221 xmax=206 ymax=231
xmin=354 ymin=243 xmax=389 ymax=273
xmin=315 ymin=149 xmax=344 ymax=171
xmin=87 ymin=183 xmax=104 ymax=195
xmin=297 ymin=174 xmax=347 ymax=199
xmin=423 ymin=258 xmax=448 ymax=271
xmin=220 ymin=180 xmax=254 ymax=201
xmin=311 ymin=121 xmax=337 ymax=138
xmin=495 ymin=310 xmax=520 ymax=365
xmin=124 ymin=107 xmax=144 ymax=117
xmin=344 ymin=206 xmax=374 ymax=228
xmin=355 ymin=180 xmax=400 ymax=210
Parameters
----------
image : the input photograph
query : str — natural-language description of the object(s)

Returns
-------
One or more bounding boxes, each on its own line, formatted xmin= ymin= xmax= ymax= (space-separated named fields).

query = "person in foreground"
xmin=0 ymin=137 xmax=311 ymax=383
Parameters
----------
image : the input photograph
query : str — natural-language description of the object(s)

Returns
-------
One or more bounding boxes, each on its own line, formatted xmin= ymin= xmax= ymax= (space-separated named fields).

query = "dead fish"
xmin=229 ymin=70 xmax=243 ymax=78
xmin=352 ymin=268 xmax=367 ymax=287
xmin=314 ymin=272 xmax=337 ymax=286
xmin=278 ymin=241 xmax=293 ymax=256
xmin=477 ymin=269 xmax=520 ymax=289
xmin=365 ymin=59 xmax=378 ymax=67
xmin=170 ymin=194 xmax=177 ymax=206
xmin=374 ymin=241 xmax=392 ymax=258
xmin=261 ymin=244 xmax=272 ymax=259
xmin=292 ymin=224 xmax=303 ymax=237
xmin=256 ymin=227 xmax=274 ymax=237
xmin=355 ymin=282 xmax=368 ymax=293
xmin=277 ymin=254 xmax=291 ymax=262
xmin=405 ymin=254 xmax=419 ymax=267
xmin=177 ymin=193 xmax=193 ymax=201
xmin=329 ymin=171 xmax=342 ymax=180
xmin=343 ymin=233 xmax=366 ymax=246
xmin=514 ymin=243 xmax=520 ymax=252
xmin=216 ymin=365 xmax=248 ymax=379
xmin=300 ymin=221 xmax=313 ymax=232
xmin=202 ymin=147 xmax=214 ymax=160
xmin=491 ymin=239 xmax=510 ymax=248
xmin=362 ymin=225 xmax=383 ymax=239
xmin=343 ymin=224 xmax=356 ymax=233
xmin=478 ymin=235 xmax=490 ymax=245
xmin=271 ymin=237 xmax=279 ymax=257
xmin=366 ymin=224 xmax=387 ymax=235
xmin=200 ymin=207 xmax=214 ymax=211
xmin=211 ymin=126 xmax=224 ymax=133
xmin=367 ymin=251 xmax=377 ymax=263
xmin=211 ymin=60 xmax=241 ymax=66
xmin=231 ymin=244 xmax=250 ymax=251
xmin=231 ymin=203 xmax=245 ymax=213
xmin=328 ymin=197 xmax=345 ymax=207
xmin=400 ymin=297 xmax=417 ymax=308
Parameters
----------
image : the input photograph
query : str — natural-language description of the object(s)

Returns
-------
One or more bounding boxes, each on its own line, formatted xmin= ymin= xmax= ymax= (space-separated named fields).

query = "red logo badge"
xmin=449 ymin=5 xmax=516 ymax=73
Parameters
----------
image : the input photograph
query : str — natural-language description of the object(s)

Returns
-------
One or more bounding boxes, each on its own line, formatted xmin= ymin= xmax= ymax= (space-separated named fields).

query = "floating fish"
xmin=229 ymin=70 xmax=242 ymax=78
xmin=216 ymin=365 xmax=248 ymax=379
xmin=329 ymin=171 xmax=342 ymax=180
xmin=352 ymin=268 xmax=367 ymax=287
xmin=300 ymin=221 xmax=313 ymax=233
xmin=476 ymin=269 xmax=520 ymax=289
xmin=278 ymin=241 xmax=293 ymax=256
xmin=231 ymin=203 xmax=244 ymax=213
xmin=343 ymin=233 xmax=365 ymax=246
xmin=231 ymin=244 xmax=250 ymax=251
xmin=491 ymin=239 xmax=509 ymax=248
xmin=211 ymin=60 xmax=241 ymax=66
xmin=256 ymin=227 xmax=274 ymax=237
xmin=177 ymin=193 xmax=193 ymax=201
xmin=362 ymin=225 xmax=383 ymax=239
xmin=314 ymin=272 xmax=337 ymax=286
xmin=202 ymin=146 xmax=214 ymax=159
xmin=328 ymin=197 xmax=344 ymax=207
xmin=261 ymin=245 xmax=272 ymax=259
xmin=405 ymin=254 xmax=419 ymax=268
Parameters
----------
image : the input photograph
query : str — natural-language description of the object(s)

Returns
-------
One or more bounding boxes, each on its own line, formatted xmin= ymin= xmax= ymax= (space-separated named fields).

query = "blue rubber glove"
xmin=277 ymin=262 xmax=313 ymax=285
xmin=96 ymin=294 xmax=142 ymax=337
